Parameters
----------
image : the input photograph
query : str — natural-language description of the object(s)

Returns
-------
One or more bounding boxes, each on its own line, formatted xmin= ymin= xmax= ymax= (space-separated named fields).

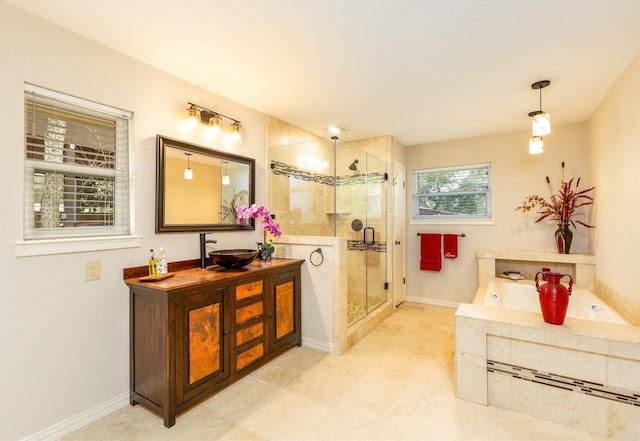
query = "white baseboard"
xmin=21 ymin=391 xmax=129 ymax=441
xmin=301 ymin=336 xmax=334 ymax=353
xmin=405 ymin=296 xmax=460 ymax=309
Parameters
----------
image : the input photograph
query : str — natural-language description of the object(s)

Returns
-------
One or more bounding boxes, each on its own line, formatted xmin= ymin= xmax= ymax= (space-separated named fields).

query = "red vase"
xmin=534 ymin=272 xmax=573 ymax=325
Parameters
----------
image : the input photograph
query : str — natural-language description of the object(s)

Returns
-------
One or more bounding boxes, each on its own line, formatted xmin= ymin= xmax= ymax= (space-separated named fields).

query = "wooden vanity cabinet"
xmin=175 ymin=286 xmax=230 ymax=406
xmin=126 ymin=259 xmax=303 ymax=428
xmin=231 ymin=276 xmax=267 ymax=373
xmin=268 ymin=268 xmax=301 ymax=354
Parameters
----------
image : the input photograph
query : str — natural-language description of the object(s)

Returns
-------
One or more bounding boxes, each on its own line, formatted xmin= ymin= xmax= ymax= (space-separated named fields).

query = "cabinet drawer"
xmin=236 ymin=322 xmax=264 ymax=346
xmin=235 ymin=280 xmax=263 ymax=301
xmin=236 ymin=343 xmax=264 ymax=370
xmin=235 ymin=301 xmax=263 ymax=324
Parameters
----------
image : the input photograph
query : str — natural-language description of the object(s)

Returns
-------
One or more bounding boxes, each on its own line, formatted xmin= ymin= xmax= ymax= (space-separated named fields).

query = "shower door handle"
xmin=364 ymin=227 xmax=375 ymax=247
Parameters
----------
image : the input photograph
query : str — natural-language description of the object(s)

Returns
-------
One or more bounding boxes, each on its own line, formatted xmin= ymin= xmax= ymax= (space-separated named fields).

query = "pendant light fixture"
xmin=527 ymin=80 xmax=550 ymax=154
xmin=529 ymin=80 xmax=551 ymax=136
xmin=184 ymin=152 xmax=193 ymax=180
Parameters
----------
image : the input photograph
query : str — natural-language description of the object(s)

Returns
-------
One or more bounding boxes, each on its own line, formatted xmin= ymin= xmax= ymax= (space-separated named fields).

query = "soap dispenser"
xmin=148 ymin=249 xmax=157 ymax=275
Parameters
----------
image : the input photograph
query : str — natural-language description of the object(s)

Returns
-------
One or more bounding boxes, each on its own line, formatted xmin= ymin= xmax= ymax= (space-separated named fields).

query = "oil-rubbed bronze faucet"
xmin=199 ymin=233 xmax=217 ymax=269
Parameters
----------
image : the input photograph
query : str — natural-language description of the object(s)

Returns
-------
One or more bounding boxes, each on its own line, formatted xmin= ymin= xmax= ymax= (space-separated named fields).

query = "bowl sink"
xmin=208 ymin=249 xmax=258 ymax=269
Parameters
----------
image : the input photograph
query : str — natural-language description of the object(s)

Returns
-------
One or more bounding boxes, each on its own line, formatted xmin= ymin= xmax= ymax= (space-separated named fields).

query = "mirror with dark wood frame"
xmin=156 ymin=135 xmax=255 ymax=232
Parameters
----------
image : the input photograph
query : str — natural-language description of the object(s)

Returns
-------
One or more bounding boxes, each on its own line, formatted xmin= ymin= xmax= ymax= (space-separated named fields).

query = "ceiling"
xmin=6 ymin=0 xmax=640 ymax=145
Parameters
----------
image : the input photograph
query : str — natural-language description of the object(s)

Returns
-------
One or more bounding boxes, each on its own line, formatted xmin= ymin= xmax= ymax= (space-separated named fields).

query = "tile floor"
xmin=61 ymin=303 xmax=609 ymax=440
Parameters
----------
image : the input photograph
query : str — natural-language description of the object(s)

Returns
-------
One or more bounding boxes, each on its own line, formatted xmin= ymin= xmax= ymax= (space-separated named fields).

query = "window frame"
xmin=16 ymin=84 xmax=140 ymax=256
xmin=412 ymin=162 xmax=492 ymax=223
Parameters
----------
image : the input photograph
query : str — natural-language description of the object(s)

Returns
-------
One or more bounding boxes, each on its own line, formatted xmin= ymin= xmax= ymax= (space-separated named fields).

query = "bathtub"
xmin=455 ymin=278 xmax=639 ymax=437
xmin=476 ymin=278 xmax=627 ymax=324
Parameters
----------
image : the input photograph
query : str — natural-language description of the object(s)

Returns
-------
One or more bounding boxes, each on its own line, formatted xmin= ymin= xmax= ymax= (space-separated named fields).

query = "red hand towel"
xmin=443 ymin=234 xmax=458 ymax=259
xmin=420 ymin=234 xmax=441 ymax=271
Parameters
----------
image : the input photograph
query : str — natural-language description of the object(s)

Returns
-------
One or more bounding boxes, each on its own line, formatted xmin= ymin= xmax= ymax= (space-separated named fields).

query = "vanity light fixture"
xmin=529 ymin=80 xmax=551 ymax=136
xmin=185 ymin=102 xmax=242 ymax=143
xmin=184 ymin=152 xmax=193 ymax=180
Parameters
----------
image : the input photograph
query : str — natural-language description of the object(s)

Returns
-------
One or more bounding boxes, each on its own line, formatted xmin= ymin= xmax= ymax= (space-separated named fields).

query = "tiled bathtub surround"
xmin=487 ymin=360 xmax=640 ymax=407
xmin=455 ymin=300 xmax=640 ymax=439
xmin=477 ymin=249 xmax=596 ymax=289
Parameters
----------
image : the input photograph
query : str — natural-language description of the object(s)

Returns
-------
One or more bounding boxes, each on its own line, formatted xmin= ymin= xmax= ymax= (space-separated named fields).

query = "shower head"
xmin=348 ymin=159 xmax=359 ymax=171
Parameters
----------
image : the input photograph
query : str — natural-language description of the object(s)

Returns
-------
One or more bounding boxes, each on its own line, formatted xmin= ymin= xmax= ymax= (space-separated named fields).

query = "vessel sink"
xmin=208 ymin=249 xmax=258 ymax=269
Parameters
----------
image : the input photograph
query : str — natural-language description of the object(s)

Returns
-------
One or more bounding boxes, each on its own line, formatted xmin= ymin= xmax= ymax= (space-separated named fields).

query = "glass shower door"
xmin=336 ymin=142 xmax=387 ymax=325
xmin=363 ymin=153 xmax=387 ymax=315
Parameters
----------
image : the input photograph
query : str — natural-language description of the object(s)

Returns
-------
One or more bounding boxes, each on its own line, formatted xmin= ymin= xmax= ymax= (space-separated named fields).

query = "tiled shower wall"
xmin=266 ymin=116 xmax=390 ymax=310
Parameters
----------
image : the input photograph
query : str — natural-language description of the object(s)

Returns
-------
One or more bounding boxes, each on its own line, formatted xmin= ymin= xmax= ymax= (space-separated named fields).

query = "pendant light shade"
xmin=531 ymin=111 xmax=551 ymax=136
xmin=529 ymin=136 xmax=544 ymax=154
xmin=184 ymin=152 xmax=193 ymax=180
xmin=222 ymin=161 xmax=230 ymax=185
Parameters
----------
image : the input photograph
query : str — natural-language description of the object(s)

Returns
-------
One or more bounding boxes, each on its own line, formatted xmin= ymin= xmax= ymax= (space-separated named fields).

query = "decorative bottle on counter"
xmin=157 ymin=247 xmax=168 ymax=274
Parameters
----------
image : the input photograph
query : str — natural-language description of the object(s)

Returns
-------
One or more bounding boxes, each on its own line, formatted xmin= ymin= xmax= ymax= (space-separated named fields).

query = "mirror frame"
xmin=155 ymin=135 xmax=256 ymax=233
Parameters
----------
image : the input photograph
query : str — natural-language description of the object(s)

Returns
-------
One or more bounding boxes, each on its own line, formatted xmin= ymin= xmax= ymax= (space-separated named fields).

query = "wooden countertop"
xmin=124 ymin=257 xmax=304 ymax=291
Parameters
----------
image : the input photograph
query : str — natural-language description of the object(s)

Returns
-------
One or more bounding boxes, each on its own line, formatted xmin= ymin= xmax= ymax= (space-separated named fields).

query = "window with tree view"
xmin=413 ymin=163 xmax=491 ymax=219
xmin=24 ymin=85 xmax=132 ymax=239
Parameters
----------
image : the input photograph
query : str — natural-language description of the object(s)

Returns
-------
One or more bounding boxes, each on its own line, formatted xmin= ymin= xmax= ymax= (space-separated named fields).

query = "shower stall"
xmin=268 ymin=137 xmax=388 ymax=326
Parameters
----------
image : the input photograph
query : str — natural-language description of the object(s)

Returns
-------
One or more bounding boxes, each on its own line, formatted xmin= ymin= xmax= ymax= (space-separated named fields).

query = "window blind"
xmin=23 ymin=85 xmax=132 ymax=239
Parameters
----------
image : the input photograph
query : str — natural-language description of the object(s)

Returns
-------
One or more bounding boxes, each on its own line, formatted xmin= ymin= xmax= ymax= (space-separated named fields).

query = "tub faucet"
xmin=199 ymin=233 xmax=217 ymax=269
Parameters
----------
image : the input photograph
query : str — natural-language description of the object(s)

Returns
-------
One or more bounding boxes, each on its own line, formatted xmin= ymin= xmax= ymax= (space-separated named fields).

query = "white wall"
xmin=404 ymin=123 xmax=590 ymax=305
xmin=0 ymin=3 xmax=268 ymax=439
xmin=588 ymin=55 xmax=640 ymax=307
xmin=273 ymin=236 xmax=348 ymax=353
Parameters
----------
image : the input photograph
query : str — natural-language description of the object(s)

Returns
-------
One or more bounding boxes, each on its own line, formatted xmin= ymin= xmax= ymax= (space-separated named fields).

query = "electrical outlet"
xmin=85 ymin=260 xmax=101 ymax=281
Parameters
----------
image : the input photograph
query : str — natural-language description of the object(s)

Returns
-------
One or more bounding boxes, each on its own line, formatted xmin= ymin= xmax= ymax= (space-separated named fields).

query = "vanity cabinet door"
xmin=175 ymin=286 xmax=230 ymax=405
xmin=231 ymin=278 xmax=266 ymax=373
xmin=268 ymin=269 xmax=301 ymax=353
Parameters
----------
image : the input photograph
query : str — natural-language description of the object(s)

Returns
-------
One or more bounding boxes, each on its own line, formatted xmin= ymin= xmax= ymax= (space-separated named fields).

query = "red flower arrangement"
xmin=516 ymin=162 xmax=595 ymax=229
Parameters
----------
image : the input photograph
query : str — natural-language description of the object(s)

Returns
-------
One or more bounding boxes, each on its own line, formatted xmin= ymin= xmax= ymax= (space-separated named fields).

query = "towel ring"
xmin=309 ymin=248 xmax=324 ymax=267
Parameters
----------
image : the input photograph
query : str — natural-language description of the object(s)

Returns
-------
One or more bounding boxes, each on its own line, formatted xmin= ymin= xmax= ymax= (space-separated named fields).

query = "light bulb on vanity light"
xmin=206 ymin=114 xmax=222 ymax=137
xmin=230 ymin=121 xmax=242 ymax=143
xmin=186 ymin=105 xmax=199 ymax=129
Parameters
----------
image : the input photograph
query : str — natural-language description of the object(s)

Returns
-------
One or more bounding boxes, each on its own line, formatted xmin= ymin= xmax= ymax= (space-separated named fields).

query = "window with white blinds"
xmin=23 ymin=84 xmax=132 ymax=239
xmin=413 ymin=163 xmax=491 ymax=219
